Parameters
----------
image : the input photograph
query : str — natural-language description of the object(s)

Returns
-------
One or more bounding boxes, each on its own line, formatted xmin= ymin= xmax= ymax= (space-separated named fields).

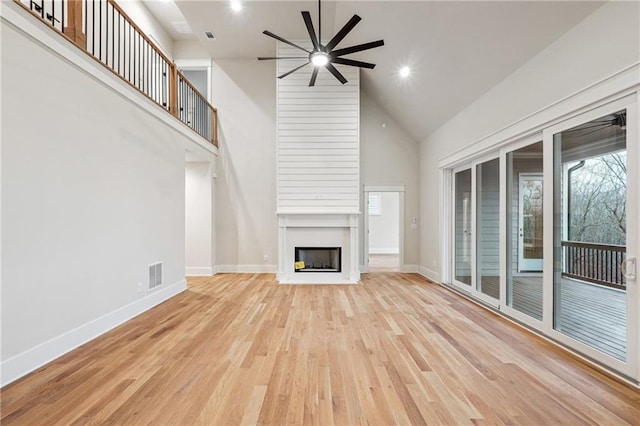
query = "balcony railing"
xmin=561 ymin=241 xmax=626 ymax=290
xmin=14 ymin=0 xmax=218 ymax=146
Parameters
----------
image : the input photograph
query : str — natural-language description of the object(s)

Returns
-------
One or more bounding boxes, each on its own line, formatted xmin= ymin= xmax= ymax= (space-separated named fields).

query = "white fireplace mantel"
xmin=277 ymin=212 xmax=360 ymax=284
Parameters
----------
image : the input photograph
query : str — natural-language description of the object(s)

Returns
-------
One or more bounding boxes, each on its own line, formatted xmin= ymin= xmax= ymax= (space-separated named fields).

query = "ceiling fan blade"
xmin=278 ymin=62 xmax=310 ymax=79
xmin=263 ymin=30 xmax=311 ymax=53
xmin=331 ymin=57 xmax=376 ymax=69
xmin=302 ymin=11 xmax=319 ymax=51
xmin=325 ymin=63 xmax=347 ymax=84
xmin=309 ymin=67 xmax=319 ymax=87
xmin=258 ymin=57 xmax=308 ymax=60
xmin=325 ymin=14 xmax=361 ymax=51
xmin=331 ymin=40 xmax=384 ymax=57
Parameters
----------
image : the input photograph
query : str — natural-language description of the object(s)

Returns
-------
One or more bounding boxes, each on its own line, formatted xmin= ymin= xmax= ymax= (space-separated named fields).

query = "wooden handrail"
xmin=561 ymin=241 xmax=626 ymax=252
xmin=104 ymin=0 xmax=173 ymax=65
xmin=177 ymin=69 xmax=218 ymax=145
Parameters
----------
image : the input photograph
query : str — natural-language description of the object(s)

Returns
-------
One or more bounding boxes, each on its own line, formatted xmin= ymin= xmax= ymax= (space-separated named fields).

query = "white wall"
xmin=211 ymin=59 xmax=278 ymax=271
xmin=369 ymin=192 xmax=399 ymax=254
xmin=420 ymin=1 xmax=640 ymax=280
xmin=185 ymin=161 xmax=215 ymax=276
xmin=0 ymin=18 xmax=195 ymax=385
xmin=179 ymin=50 xmax=419 ymax=271
xmin=361 ymin=91 xmax=420 ymax=267
xmin=277 ymin=44 xmax=360 ymax=213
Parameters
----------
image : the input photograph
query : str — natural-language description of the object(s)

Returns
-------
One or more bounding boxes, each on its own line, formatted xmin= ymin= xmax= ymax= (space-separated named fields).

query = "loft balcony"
xmin=13 ymin=0 xmax=218 ymax=146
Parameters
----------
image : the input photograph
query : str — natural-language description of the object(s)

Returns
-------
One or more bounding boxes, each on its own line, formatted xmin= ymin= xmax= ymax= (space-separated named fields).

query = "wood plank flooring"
xmin=2 ymin=273 xmax=639 ymax=425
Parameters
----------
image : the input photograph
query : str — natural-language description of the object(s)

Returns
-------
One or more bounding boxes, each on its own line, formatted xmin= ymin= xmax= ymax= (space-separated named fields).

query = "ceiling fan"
xmin=257 ymin=0 xmax=384 ymax=87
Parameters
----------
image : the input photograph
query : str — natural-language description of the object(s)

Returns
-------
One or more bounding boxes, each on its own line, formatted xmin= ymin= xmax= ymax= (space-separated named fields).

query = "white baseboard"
xmin=402 ymin=264 xmax=419 ymax=273
xmin=369 ymin=248 xmax=400 ymax=254
xmin=418 ymin=266 xmax=441 ymax=283
xmin=185 ymin=267 xmax=214 ymax=276
xmin=359 ymin=264 xmax=416 ymax=273
xmin=0 ymin=279 xmax=187 ymax=387
xmin=215 ymin=265 xmax=277 ymax=273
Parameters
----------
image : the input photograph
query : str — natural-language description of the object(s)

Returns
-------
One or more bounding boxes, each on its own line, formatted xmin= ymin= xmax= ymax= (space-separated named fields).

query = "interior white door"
xmin=519 ymin=174 xmax=544 ymax=272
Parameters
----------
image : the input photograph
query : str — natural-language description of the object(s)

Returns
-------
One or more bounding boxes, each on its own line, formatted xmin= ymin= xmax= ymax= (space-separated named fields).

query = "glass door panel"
xmin=553 ymin=110 xmax=628 ymax=361
xmin=476 ymin=158 xmax=500 ymax=299
xmin=519 ymin=175 xmax=544 ymax=271
xmin=455 ymin=169 xmax=472 ymax=285
xmin=506 ymin=142 xmax=543 ymax=321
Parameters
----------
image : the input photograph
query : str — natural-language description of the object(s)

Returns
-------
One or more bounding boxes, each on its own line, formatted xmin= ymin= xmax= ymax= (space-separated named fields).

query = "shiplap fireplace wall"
xmin=276 ymin=42 xmax=360 ymax=284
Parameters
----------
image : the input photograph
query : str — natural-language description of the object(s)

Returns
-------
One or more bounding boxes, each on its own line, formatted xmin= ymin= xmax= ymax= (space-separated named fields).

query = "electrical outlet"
xmin=263 ymin=254 xmax=269 ymax=263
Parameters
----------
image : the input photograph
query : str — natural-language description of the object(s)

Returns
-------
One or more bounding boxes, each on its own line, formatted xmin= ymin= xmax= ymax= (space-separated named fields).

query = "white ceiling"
xmin=147 ymin=0 xmax=604 ymax=141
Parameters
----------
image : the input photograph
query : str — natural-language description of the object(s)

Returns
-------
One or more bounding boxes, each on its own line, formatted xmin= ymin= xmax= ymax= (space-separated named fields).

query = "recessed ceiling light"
xmin=399 ymin=66 xmax=411 ymax=78
xmin=230 ymin=0 xmax=242 ymax=12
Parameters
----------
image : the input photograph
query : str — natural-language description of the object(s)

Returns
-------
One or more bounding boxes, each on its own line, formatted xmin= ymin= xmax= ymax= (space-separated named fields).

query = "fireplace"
xmin=277 ymin=213 xmax=360 ymax=284
xmin=295 ymin=247 xmax=341 ymax=273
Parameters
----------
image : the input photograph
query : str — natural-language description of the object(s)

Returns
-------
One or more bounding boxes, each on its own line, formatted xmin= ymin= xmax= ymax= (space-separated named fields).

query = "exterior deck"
xmin=480 ymin=276 xmax=626 ymax=361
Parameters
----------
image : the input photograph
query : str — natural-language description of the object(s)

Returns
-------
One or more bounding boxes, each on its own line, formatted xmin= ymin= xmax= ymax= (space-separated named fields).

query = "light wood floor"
xmin=2 ymin=273 xmax=639 ymax=425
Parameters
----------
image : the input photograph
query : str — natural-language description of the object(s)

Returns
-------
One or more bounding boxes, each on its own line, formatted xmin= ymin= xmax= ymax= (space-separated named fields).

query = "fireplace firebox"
xmin=294 ymin=247 xmax=342 ymax=273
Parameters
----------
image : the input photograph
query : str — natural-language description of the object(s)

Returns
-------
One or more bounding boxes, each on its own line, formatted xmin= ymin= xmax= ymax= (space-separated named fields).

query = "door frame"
xmin=542 ymin=95 xmax=638 ymax=379
xmin=450 ymin=165 xmax=474 ymax=291
xmin=363 ymin=185 xmax=405 ymax=272
xmin=518 ymin=173 xmax=544 ymax=272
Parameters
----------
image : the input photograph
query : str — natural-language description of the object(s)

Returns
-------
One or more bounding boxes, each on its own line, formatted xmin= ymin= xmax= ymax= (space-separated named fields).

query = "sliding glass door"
xmin=454 ymin=168 xmax=472 ymax=287
xmin=451 ymin=158 xmax=501 ymax=306
xmin=546 ymin=102 xmax=637 ymax=374
xmin=476 ymin=158 xmax=500 ymax=302
xmin=445 ymin=97 xmax=637 ymax=380
xmin=505 ymin=142 xmax=544 ymax=323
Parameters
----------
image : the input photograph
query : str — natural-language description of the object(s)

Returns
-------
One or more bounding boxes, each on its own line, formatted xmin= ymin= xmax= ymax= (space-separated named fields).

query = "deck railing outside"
xmin=15 ymin=0 xmax=218 ymax=146
xmin=561 ymin=241 xmax=626 ymax=290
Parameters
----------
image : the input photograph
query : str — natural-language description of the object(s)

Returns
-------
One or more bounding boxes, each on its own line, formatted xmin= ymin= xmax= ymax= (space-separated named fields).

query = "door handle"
xmin=622 ymin=258 xmax=636 ymax=280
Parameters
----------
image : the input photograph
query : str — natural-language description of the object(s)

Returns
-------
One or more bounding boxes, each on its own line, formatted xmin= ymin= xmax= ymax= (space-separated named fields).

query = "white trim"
xmin=363 ymin=185 xmax=406 ymax=193
xmin=439 ymin=63 xmax=640 ymax=169
xmin=369 ymin=248 xmax=400 ymax=254
xmin=362 ymin=186 xmax=405 ymax=275
xmin=185 ymin=267 xmax=214 ymax=276
xmin=1 ymin=2 xmax=217 ymax=157
xmin=0 ymin=279 xmax=187 ymax=387
xmin=215 ymin=265 xmax=278 ymax=274
xmin=402 ymin=264 xmax=419 ymax=273
xmin=418 ymin=265 xmax=441 ymax=283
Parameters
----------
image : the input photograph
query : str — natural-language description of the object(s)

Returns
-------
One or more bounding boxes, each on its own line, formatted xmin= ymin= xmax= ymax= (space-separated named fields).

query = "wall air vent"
xmin=204 ymin=31 xmax=216 ymax=40
xmin=149 ymin=262 xmax=162 ymax=290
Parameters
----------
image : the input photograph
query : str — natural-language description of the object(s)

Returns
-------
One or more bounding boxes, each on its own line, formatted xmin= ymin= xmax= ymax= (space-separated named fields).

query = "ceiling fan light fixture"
xmin=230 ymin=0 xmax=242 ymax=12
xmin=258 ymin=0 xmax=384 ymax=86
xmin=311 ymin=52 xmax=329 ymax=67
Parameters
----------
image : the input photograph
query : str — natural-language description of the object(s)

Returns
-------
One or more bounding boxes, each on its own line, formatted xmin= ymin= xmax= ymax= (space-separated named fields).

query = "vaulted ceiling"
xmin=146 ymin=1 xmax=604 ymax=141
